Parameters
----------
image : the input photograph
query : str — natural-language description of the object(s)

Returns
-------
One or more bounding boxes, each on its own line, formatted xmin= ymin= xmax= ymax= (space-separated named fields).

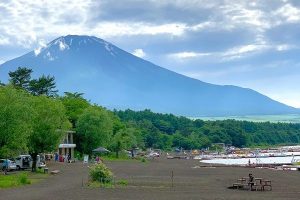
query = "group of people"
xmin=54 ymin=153 xmax=71 ymax=163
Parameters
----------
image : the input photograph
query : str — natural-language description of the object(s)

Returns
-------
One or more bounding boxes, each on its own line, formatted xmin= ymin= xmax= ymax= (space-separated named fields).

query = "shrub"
xmin=17 ymin=173 xmax=31 ymax=185
xmin=89 ymin=163 xmax=113 ymax=183
xmin=117 ymin=179 xmax=128 ymax=186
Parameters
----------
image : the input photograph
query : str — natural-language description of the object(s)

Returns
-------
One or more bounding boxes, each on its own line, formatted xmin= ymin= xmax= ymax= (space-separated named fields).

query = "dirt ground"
xmin=0 ymin=157 xmax=300 ymax=200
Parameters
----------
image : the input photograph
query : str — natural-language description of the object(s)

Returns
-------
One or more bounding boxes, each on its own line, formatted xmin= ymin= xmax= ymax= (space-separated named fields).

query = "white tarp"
xmin=201 ymin=156 xmax=300 ymax=165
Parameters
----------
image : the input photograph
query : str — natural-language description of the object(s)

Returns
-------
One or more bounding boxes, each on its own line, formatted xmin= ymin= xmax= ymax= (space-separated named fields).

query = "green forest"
xmin=1 ymin=67 xmax=300 ymax=160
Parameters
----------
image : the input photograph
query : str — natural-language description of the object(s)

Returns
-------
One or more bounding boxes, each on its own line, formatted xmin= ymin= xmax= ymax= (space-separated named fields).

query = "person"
xmin=99 ymin=156 xmax=103 ymax=163
xmin=248 ymin=173 xmax=255 ymax=190
xmin=95 ymin=156 xmax=99 ymax=163
xmin=65 ymin=154 xmax=69 ymax=163
xmin=55 ymin=153 xmax=59 ymax=162
xmin=67 ymin=154 xmax=71 ymax=163
xmin=2 ymin=159 xmax=8 ymax=175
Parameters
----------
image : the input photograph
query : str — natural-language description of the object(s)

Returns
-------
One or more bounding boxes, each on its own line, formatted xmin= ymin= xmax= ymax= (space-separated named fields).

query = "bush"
xmin=89 ymin=163 xmax=113 ymax=183
xmin=117 ymin=179 xmax=128 ymax=186
xmin=17 ymin=173 xmax=31 ymax=185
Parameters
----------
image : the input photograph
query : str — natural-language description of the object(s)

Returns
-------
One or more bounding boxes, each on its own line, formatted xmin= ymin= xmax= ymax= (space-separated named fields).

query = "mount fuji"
xmin=0 ymin=35 xmax=298 ymax=116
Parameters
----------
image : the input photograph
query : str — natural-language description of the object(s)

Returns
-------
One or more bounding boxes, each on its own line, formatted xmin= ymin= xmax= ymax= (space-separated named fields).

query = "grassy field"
xmin=195 ymin=114 xmax=300 ymax=123
xmin=0 ymin=171 xmax=48 ymax=189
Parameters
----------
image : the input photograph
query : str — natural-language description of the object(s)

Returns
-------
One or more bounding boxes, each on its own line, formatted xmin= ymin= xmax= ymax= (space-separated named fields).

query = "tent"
xmin=92 ymin=147 xmax=110 ymax=153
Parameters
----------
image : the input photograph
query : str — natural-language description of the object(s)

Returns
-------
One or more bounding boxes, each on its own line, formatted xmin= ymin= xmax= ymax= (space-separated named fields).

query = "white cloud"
xmin=0 ymin=0 xmax=299 ymax=52
xmin=34 ymin=47 xmax=41 ymax=56
xmin=0 ymin=0 xmax=94 ymax=48
xmin=221 ymin=44 xmax=269 ymax=61
xmin=276 ymin=44 xmax=297 ymax=51
xmin=275 ymin=4 xmax=300 ymax=23
xmin=169 ymin=51 xmax=211 ymax=59
xmin=168 ymin=44 xmax=268 ymax=62
xmin=0 ymin=36 xmax=9 ymax=45
xmin=34 ymin=39 xmax=47 ymax=56
xmin=132 ymin=49 xmax=146 ymax=58
xmin=92 ymin=22 xmax=187 ymax=37
xmin=168 ymin=41 xmax=299 ymax=63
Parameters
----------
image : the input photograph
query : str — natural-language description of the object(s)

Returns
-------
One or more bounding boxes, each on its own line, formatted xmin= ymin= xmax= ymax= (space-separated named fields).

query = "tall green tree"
xmin=60 ymin=92 xmax=90 ymax=128
xmin=8 ymin=67 xmax=32 ymax=89
xmin=0 ymin=86 xmax=33 ymax=158
xmin=111 ymin=128 xmax=138 ymax=158
xmin=28 ymin=96 xmax=70 ymax=171
xmin=76 ymin=106 xmax=113 ymax=154
xmin=29 ymin=75 xmax=58 ymax=97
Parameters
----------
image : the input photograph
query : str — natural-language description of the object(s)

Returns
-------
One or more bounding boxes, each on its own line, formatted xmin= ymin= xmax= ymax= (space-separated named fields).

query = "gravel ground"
xmin=0 ymin=158 xmax=300 ymax=200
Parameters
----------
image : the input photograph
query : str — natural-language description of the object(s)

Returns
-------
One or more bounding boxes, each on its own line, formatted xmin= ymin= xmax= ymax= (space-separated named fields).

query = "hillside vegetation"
xmin=1 ymin=68 xmax=300 ymax=160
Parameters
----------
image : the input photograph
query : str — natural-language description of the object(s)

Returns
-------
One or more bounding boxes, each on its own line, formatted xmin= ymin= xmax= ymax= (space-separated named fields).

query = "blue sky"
xmin=0 ymin=0 xmax=300 ymax=108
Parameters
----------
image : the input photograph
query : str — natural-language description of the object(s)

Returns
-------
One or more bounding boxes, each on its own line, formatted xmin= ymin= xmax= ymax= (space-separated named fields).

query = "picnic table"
xmin=232 ymin=177 xmax=272 ymax=191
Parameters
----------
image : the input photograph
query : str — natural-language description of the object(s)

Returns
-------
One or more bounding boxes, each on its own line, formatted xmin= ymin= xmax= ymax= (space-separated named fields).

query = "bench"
xmin=233 ymin=177 xmax=271 ymax=191
xmin=262 ymin=180 xmax=272 ymax=191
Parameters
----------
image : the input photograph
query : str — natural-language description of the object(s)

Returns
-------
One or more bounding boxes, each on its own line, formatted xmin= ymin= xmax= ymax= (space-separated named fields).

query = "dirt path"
xmin=0 ymin=159 xmax=300 ymax=200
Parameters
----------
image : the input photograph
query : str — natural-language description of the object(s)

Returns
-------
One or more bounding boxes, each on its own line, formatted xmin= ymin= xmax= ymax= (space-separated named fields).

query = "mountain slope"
xmin=0 ymin=35 xmax=298 ymax=116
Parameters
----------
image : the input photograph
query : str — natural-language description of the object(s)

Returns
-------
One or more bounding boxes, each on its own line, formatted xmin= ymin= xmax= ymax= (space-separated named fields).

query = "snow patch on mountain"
xmin=44 ymin=52 xmax=55 ymax=61
xmin=90 ymin=37 xmax=116 ymax=56
xmin=59 ymin=40 xmax=69 ymax=51
xmin=34 ymin=47 xmax=42 ymax=56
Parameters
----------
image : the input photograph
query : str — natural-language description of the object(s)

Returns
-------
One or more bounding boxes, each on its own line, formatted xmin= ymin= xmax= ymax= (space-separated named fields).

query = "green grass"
xmin=0 ymin=171 xmax=48 ymax=189
xmin=117 ymin=179 xmax=128 ymax=186
xmin=0 ymin=173 xmax=31 ymax=188
xmin=87 ymin=179 xmax=129 ymax=188
xmin=88 ymin=181 xmax=115 ymax=188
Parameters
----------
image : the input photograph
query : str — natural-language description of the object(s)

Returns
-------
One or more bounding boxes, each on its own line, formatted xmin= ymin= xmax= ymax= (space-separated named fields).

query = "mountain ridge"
xmin=0 ymin=35 xmax=298 ymax=117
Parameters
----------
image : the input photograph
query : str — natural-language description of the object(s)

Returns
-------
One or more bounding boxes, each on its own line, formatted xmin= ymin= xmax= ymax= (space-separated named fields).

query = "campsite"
xmin=1 ymin=156 xmax=300 ymax=200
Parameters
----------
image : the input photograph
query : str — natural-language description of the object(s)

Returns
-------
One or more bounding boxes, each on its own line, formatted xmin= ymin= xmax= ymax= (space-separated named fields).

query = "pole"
xmin=171 ymin=170 xmax=174 ymax=188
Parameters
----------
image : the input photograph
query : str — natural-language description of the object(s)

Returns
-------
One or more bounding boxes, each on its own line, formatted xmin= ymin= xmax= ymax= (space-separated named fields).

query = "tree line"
xmin=1 ymin=67 xmax=300 ymax=168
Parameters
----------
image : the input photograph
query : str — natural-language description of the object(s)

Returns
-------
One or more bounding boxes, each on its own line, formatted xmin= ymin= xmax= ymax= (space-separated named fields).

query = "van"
xmin=15 ymin=155 xmax=46 ymax=170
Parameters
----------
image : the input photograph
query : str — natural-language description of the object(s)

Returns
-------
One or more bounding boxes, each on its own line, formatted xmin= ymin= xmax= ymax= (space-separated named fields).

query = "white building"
xmin=58 ymin=131 xmax=76 ymax=159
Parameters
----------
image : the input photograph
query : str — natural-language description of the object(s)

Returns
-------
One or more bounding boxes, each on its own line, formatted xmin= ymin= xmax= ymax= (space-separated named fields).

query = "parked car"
xmin=15 ymin=154 xmax=46 ymax=170
xmin=0 ymin=159 xmax=17 ymax=171
xmin=147 ymin=151 xmax=160 ymax=158
xmin=15 ymin=155 xmax=32 ymax=170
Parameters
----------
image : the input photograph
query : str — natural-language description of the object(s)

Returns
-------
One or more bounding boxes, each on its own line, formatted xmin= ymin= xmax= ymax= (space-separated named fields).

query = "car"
xmin=15 ymin=155 xmax=46 ymax=170
xmin=147 ymin=151 xmax=160 ymax=158
xmin=15 ymin=155 xmax=32 ymax=170
xmin=0 ymin=159 xmax=17 ymax=171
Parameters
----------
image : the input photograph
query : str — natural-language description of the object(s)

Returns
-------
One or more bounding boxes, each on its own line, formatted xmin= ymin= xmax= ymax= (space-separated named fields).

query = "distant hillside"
xmin=195 ymin=114 xmax=300 ymax=123
xmin=0 ymin=35 xmax=298 ymax=116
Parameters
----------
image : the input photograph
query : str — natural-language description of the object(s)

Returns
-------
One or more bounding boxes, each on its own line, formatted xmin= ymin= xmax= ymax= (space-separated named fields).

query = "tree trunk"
xmin=30 ymin=153 xmax=38 ymax=172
